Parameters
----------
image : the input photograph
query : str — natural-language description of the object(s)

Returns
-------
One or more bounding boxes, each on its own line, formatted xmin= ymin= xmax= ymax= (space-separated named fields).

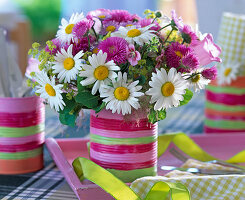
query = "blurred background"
xmin=1 ymin=0 xmax=245 ymax=75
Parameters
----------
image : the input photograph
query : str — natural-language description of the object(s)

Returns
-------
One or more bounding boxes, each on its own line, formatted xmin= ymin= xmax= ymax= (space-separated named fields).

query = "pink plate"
xmin=45 ymin=133 xmax=245 ymax=200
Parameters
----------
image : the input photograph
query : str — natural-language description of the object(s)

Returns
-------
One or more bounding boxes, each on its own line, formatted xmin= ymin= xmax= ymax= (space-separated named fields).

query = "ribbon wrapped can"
xmin=205 ymin=12 xmax=245 ymax=133
xmin=90 ymin=109 xmax=158 ymax=182
xmin=0 ymin=96 xmax=45 ymax=174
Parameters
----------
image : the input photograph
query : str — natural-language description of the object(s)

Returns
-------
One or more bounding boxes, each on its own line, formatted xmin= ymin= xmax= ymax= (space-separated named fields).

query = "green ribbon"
xmin=90 ymin=134 xmax=157 ymax=145
xmin=205 ymin=119 xmax=245 ymax=129
xmin=73 ymin=157 xmax=190 ymax=200
xmin=157 ymin=132 xmax=245 ymax=167
xmin=0 ymin=147 xmax=43 ymax=160
xmin=0 ymin=123 xmax=45 ymax=138
xmin=206 ymin=101 xmax=245 ymax=112
xmin=206 ymin=85 xmax=245 ymax=95
xmin=72 ymin=132 xmax=245 ymax=200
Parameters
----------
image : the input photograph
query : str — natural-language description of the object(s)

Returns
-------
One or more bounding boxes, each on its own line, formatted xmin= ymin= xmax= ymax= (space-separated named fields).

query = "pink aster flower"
xmin=165 ymin=42 xmax=199 ymax=73
xmin=100 ymin=20 xmax=120 ymax=35
xmin=181 ymin=24 xmax=199 ymax=43
xmin=98 ymin=37 xmax=128 ymax=64
xmin=87 ymin=8 xmax=111 ymax=20
xmin=107 ymin=10 xmax=140 ymax=23
xmin=171 ymin=10 xmax=184 ymax=31
xmin=119 ymin=21 xmax=139 ymax=28
xmin=201 ymin=66 xmax=217 ymax=80
xmin=190 ymin=33 xmax=222 ymax=66
xmin=45 ymin=38 xmax=61 ymax=55
xmin=155 ymin=49 xmax=164 ymax=68
xmin=64 ymin=36 xmax=96 ymax=56
xmin=126 ymin=44 xmax=141 ymax=66
xmin=139 ymin=18 xmax=161 ymax=31
xmin=72 ymin=19 xmax=94 ymax=38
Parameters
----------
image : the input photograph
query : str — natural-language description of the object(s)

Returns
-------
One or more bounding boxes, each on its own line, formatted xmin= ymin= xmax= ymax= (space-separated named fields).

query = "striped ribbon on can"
xmin=90 ymin=109 xmax=158 ymax=183
xmin=205 ymin=78 xmax=245 ymax=133
xmin=0 ymin=96 xmax=45 ymax=174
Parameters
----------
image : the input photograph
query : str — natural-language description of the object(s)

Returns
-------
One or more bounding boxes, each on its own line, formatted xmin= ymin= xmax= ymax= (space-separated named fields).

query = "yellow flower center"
xmin=109 ymin=45 xmax=116 ymax=54
xmin=161 ymin=82 xmax=175 ymax=97
xmin=98 ymin=15 xmax=106 ymax=19
xmin=92 ymin=48 xmax=99 ymax=54
xmin=224 ymin=68 xmax=232 ymax=77
xmin=63 ymin=57 xmax=75 ymax=70
xmin=94 ymin=65 xmax=109 ymax=80
xmin=175 ymin=51 xmax=183 ymax=58
xmin=191 ymin=74 xmax=201 ymax=83
xmin=126 ymin=24 xmax=133 ymax=27
xmin=114 ymin=87 xmax=130 ymax=101
xmin=127 ymin=29 xmax=141 ymax=37
xmin=65 ymin=24 xmax=75 ymax=34
xmin=45 ymin=83 xmax=56 ymax=96
xmin=106 ymin=25 xmax=116 ymax=32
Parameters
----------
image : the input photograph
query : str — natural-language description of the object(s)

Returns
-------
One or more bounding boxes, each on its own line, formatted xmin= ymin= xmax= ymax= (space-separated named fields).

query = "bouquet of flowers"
xmin=28 ymin=9 xmax=221 ymax=126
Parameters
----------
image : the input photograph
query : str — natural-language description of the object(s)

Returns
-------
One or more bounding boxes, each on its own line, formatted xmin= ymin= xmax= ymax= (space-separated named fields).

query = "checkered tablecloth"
xmin=0 ymin=91 xmax=205 ymax=200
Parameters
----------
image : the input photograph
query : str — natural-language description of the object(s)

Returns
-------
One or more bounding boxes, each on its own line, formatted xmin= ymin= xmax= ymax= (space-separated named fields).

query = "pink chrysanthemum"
xmin=98 ymin=37 xmax=128 ymax=64
xmin=100 ymin=20 xmax=120 ymax=35
xmin=72 ymin=19 xmax=94 ymax=38
xmin=45 ymin=38 xmax=61 ymax=55
xmin=181 ymin=24 xmax=199 ymax=43
xmin=201 ymin=66 xmax=217 ymax=80
xmin=87 ymin=8 xmax=111 ymax=20
xmin=119 ymin=21 xmax=139 ymax=28
xmin=139 ymin=19 xmax=161 ymax=31
xmin=64 ymin=36 xmax=96 ymax=56
xmin=171 ymin=10 xmax=184 ymax=31
xmin=165 ymin=42 xmax=199 ymax=73
xmin=107 ymin=10 xmax=140 ymax=23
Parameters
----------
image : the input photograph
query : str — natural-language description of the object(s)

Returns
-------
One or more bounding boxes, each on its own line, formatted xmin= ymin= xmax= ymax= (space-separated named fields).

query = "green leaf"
xmin=136 ymin=75 xmax=146 ymax=85
xmin=179 ymin=89 xmax=193 ymax=106
xmin=158 ymin=109 xmax=166 ymax=121
xmin=181 ymin=32 xmax=192 ymax=44
xmin=75 ymin=91 xmax=99 ymax=108
xmin=148 ymin=108 xmax=166 ymax=124
xmin=59 ymin=94 xmax=76 ymax=114
xmin=59 ymin=113 xmax=76 ymax=127
xmin=93 ymin=102 xmax=106 ymax=113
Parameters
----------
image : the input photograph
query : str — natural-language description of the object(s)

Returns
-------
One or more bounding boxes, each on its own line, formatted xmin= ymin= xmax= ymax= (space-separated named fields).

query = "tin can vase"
xmin=0 ymin=96 xmax=45 ymax=174
xmin=205 ymin=77 xmax=245 ymax=133
xmin=89 ymin=109 xmax=158 ymax=182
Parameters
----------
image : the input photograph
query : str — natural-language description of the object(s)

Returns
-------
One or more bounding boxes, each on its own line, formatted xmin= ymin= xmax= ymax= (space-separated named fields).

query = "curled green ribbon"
xmin=72 ymin=157 xmax=190 ymax=200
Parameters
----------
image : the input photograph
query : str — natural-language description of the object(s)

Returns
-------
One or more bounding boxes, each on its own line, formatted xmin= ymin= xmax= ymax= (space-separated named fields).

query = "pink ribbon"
xmin=90 ymin=115 xmax=156 ymax=131
xmin=206 ymin=113 xmax=245 ymax=121
xmin=204 ymin=126 xmax=245 ymax=133
xmin=0 ymin=132 xmax=44 ymax=145
xmin=206 ymin=90 xmax=245 ymax=105
xmin=90 ymin=127 xmax=158 ymax=138
xmin=0 ymin=109 xmax=45 ymax=127
xmin=0 ymin=141 xmax=44 ymax=152
xmin=90 ymin=142 xmax=157 ymax=154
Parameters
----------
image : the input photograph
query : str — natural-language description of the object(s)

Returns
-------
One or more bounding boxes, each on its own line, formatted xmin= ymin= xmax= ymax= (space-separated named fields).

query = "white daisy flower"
xmin=186 ymin=69 xmax=210 ymax=92
xmin=111 ymin=25 xmax=156 ymax=45
xmin=80 ymin=50 xmax=120 ymax=95
xmin=217 ymin=62 xmax=240 ymax=85
xmin=146 ymin=68 xmax=188 ymax=110
xmin=100 ymin=72 xmax=144 ymax=115
xmin=56 ymin=12 xmax=84 ymax=44
xmin=35 ymin=71 xmax=65 ymax=112
xmin=52 ymin=44 xmax=84 ymax=83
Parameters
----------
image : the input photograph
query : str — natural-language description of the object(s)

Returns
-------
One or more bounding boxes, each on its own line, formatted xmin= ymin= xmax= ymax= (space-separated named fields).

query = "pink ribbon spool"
xmin=90 ymin=109 xmax=158 ymax=182
xmin=0 ymin=96 xmax=45 ymax=174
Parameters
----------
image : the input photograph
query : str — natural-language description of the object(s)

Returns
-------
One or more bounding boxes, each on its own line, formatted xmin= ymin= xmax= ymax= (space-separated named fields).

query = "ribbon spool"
xmin=90 ymin=109 xmax=158 ymax=183
xmin=0 ymin=96 xmax=45 ymax=174
xmin=205 ymin=12 xmax=245 ymax=133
